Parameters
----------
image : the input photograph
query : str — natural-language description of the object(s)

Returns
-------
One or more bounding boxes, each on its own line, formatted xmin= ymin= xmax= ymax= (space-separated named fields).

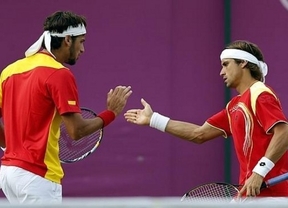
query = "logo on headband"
xmin=280 ymin=0 xmax=288 ymax=11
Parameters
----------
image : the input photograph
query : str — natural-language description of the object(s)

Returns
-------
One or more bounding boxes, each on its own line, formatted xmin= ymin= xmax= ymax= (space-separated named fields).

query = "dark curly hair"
xmin=41 ymin=11 xmax=87 ymax=50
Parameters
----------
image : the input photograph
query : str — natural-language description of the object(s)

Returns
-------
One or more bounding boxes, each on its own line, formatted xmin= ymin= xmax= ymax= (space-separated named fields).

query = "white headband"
xmin=25 ymin=24 xmax=86 ymax=58
xmin=220 ymin=49 xmax=268 ymax=81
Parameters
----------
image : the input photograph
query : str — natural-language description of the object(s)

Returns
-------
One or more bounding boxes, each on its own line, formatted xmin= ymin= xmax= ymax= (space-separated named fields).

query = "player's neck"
xmin=42 ymin=48 xmax=68 ymax=64
xmin=236 ymin=78 xmax=258 ymax=95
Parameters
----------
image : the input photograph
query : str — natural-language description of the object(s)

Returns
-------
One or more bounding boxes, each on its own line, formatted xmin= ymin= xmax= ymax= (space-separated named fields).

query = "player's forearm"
xmin=72 ymin=118 xmax=102 ymax=140
xmin=148 ymin=112 xmax=202 ymax=142
xmin=252 ymin=123 xmax=288 ymax=178
xmin=148 ymin=112 xmax=218 ymax=143
xmin=149 ymin=112 xmax=223 ymax=144
xmin=264 ymin=124 xmax=288 ymax=163
xmin=62 ymin=116 xmax=103 ymax=140
xmin=165 ymin=120 xmax=206 ymax=143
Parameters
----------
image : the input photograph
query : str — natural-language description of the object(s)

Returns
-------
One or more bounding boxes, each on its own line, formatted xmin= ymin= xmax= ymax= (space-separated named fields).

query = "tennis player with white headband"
xmin=220 ymin=48 xmax=268 ymax=83
xmin=0 ymin=11 xmax=132 ymax=204
xmin=125 ymin=40 xmax=288 ymax=201
xmin=25 ymin=23 xmax=87 ymax=59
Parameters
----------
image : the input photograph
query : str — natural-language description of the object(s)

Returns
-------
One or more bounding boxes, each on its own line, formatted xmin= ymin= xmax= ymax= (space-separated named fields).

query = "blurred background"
xmin=0 ymin=0 xmax=288 ymax=200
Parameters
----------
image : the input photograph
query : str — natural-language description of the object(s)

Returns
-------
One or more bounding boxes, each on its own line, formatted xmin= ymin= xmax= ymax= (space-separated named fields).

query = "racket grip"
xmin=260 ymin=182 xmax=267 ymax=189
xmin=264 ymin=172 xmax=288 ymax=188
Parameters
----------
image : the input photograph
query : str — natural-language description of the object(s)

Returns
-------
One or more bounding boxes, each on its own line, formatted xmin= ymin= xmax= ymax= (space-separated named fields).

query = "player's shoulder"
xmin=1 ymin=54 xmax=71 ymax=83
xmin=250 ymin=82 xmax=279 ymax=114
xmin=30 ymin=53 xmax=67 ymax=70
xmin=2 ymin=57 xmax=24 ymax=70
xmin=0 ymin=57 xmax=26 ymax=77
xmin=250 ymin=81 xmax=275 ymax=96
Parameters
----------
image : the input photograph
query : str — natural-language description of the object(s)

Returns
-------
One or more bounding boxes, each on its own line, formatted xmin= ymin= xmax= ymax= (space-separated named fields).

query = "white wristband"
xmin=149 ymin=112 xmax=170 ymax=132
xmin=252 ymin=157 xmax=275 ymax=177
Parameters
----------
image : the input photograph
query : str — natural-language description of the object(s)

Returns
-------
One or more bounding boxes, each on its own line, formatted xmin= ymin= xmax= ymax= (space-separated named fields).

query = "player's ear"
xmin=240 ymin=60 xmax=248 ymax=68
xmin=64 ymin=35 xmax=72 ymax=46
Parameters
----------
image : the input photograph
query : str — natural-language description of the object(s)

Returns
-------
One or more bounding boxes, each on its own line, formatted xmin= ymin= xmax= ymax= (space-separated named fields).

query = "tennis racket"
xmin=181 ymin=172 xmax=288 ymax=202
xmin=59 ymin=107 xmax=103 ymax=163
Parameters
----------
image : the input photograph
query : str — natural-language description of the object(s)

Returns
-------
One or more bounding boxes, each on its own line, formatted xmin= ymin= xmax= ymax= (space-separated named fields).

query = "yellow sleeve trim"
xmin=250 ymin=82 xmax=276 ymax=115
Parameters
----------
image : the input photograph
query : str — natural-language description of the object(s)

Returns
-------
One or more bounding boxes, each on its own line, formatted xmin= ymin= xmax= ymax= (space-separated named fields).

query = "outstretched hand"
xmin=107 ymin=85 xmax=132 ymax=116
xmin=124 ymin=98 xmax=153 ymax=126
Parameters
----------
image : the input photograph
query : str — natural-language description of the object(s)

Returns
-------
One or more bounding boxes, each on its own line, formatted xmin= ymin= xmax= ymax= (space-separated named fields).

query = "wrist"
xmin=149 ymin=112 xmax=170 ymax=132
xmin=98 ymin=110 xmax=116 ymax=127
xmin=252 ymin=157 xmax=275 ymax=177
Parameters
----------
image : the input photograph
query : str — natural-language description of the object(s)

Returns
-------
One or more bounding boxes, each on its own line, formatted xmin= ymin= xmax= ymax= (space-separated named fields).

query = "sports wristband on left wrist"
xmin=252 ymin=157 xmax=275 ymax=177
xmin=98 ymin=110 xmax=116 ymax=127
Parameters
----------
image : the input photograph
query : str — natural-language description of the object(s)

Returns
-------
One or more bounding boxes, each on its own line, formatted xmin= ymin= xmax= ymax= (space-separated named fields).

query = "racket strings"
xmin=59 ymin=130 xmax=101 ymax=160
xmin=59 ymin=109 xmax=102 ymax=163
xmin=183 ymin=183 xmax=239 ymax=202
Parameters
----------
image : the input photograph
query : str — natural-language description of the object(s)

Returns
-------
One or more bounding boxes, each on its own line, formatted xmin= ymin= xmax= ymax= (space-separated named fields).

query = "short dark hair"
xmin=42 ymin=11 xmax=87 ymax=50
xmin=225 ymin=40 xmax=264 ymax=82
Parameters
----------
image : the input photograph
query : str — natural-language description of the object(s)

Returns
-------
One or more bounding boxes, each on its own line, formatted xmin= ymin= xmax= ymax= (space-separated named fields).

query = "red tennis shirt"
xmin=207 ymin=82 xmax=288 ymax=197
xmin=0 ymin=52 xmax=81 ymax=184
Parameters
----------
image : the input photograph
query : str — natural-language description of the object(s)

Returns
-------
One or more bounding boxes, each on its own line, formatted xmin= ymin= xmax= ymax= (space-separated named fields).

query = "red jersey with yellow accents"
xmin=0 ymin=52 xmax=81 ymax=184
xmin=207 ymin=81 xmax=288 ymax=197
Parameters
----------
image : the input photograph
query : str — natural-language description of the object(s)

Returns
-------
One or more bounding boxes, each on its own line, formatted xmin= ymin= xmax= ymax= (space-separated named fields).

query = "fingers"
xmin=141 ymin=98 xmax=147 ymax=106
xmin=106 ymin=85 xmax=132 ymax=116
xmin=246 ymin=187 xmax=260 ymax=197
xmin=112 ymin=86 xmax=132 ymax=96
xmin=238 ymin=186 xmax=257 ymax=198
xmin=124 ymin=110 xmax=138 ymax=119
xmin=124 ymin=98 xmax=153 ymax=126
xmin=238 ymin=174 xmax=263 ymax=198
xmin=126 ymin=109 xmax=139 ymax=114
xmin=107 ymin=89 xmax=113 ymax=98
xmin=124 ymin=110 xmax=139 ymax=123
xmin=238 ymin=186 xmax=246 ymax=198
xmin=238 ymin=186 xmax=257 ymax=200
xmin=140 ymin=98 xmax=153 ymax=112
xmin=141 ymin=97 xmax=151 ymax=106
xmin=119 ymin=85 xmax=132 ymax=97
xmin=124 ymin=87 xmax=133 ymax=99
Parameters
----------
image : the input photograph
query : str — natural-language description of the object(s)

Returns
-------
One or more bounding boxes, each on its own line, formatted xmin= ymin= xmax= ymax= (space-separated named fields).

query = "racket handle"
xmin=263 ymin=172 xmax=288 ymax=188
xmin=260 ymin=181 xmax=267 ymax=189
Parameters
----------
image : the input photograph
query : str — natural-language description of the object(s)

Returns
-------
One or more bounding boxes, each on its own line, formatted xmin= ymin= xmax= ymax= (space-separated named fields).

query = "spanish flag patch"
xmin=68 ymin=100 xmax=76 ymax=105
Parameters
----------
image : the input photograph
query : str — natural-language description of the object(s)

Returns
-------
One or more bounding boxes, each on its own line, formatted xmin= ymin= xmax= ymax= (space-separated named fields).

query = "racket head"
xmin=181 ymin=182 xmax=240 ymax=202
xmin=59 ymin=107 xmax=103 ymax=163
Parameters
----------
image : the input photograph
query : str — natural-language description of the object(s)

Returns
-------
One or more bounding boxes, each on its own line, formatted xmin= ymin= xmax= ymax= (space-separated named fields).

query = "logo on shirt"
xmin=260 ymin=162 xmax=266 ymax=166
xmin=229 ymin=105 xmax=239 ymax=113
xmin=68 ymin=100 xmax=76 ymax=105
